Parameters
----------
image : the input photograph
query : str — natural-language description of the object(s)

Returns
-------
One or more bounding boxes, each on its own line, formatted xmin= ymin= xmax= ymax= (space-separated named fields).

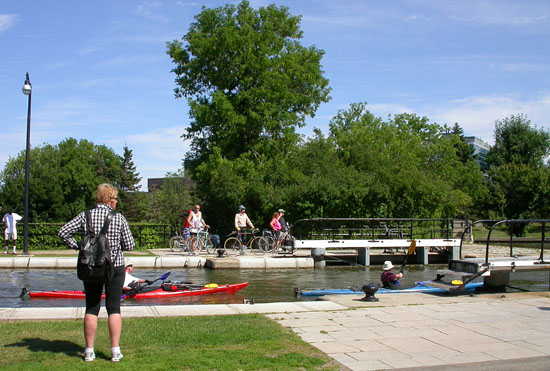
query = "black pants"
xmin=84 ymin=265 xmax=125 ymax=316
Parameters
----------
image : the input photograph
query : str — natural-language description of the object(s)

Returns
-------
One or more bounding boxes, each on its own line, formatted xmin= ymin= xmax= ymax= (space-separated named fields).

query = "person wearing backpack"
xmin=58 ymin=183 xmax=135 ymax=363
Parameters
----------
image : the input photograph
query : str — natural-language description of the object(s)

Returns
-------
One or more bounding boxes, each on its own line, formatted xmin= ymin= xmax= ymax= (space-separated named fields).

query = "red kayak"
xmin=22 ymin=282 xmax=248 ymax=299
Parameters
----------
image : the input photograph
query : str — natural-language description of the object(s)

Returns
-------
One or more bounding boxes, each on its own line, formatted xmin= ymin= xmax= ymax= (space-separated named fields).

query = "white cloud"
xmin=443 ymin=1 xmax=549 ymax=26
xmin=368 ymin=103 xmax=415 ymax=117
xmin=501 ymin=63 xmax=550 ymax=72
xmin=0 ymin=14 xmax=19 ymax=33
xmin=78 ymin=45 xmax=103 ymax=56
xmin=310 ymin=93 xmax=550 ymax=147
xmin=94 ymin=54 xmax=164 ymax=69
xmin=122 ymin=125 xmax=190 ymax=189
xmin=136 ymin=1 xmax=168 ymax=23
xmin=425 ymin=93 xmax=550 ymax=144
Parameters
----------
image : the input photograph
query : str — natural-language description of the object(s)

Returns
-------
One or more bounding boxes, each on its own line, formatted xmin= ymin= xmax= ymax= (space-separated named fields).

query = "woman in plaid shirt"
xmin=59 ymin=183 xmax=135 ymax=362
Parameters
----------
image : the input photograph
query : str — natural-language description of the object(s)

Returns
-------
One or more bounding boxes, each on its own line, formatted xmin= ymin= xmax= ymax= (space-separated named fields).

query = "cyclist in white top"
xmin=187 ymin=204 xmax=209 ymax=232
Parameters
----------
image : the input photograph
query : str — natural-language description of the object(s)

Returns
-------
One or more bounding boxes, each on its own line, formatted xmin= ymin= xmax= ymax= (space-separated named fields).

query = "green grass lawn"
xmin=0 ymin=314 xmax=339 ymax=370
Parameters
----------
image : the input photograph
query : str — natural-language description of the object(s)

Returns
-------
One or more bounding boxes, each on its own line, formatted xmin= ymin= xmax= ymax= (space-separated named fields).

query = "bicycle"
xmin=189 ymin=228 xmax=217 ymax=255
xmin=259 ymin=229 xmax=296 ymax=254
xmin=169 ymin=233 xmax=197 ymax=255
xmin=223 ymin=229 xmax=268 ymax=256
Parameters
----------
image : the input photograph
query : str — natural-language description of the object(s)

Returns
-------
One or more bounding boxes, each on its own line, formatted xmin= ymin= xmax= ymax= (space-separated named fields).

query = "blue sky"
xmin=1 ymin=0 xmax=549 ymax=190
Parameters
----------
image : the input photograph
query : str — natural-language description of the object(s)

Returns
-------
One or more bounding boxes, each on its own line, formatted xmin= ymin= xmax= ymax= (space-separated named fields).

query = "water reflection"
xmin=2 ymin=265 xmax=548 ymax=308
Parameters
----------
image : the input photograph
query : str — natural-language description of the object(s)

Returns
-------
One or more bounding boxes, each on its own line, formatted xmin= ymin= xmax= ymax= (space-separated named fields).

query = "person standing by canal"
xmin=380 ymin=261 xmax=403 ymax=289
xmin=58 ymin=183 xmax=135 ymax=362
xmin=3 ymin=207 xmax=23 ymax=255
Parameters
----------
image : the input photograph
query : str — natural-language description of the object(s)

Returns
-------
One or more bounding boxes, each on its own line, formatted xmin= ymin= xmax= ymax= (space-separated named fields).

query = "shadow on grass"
xmin=6 ymin=338 xmax=81 ymax=358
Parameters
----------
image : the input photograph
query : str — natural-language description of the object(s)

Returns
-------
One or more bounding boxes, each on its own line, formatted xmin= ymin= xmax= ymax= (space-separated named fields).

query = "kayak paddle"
xmin=399 ymin=240 xmax=416 ymax=274
xmin=121 ymin=271 xmax=170 ymax=299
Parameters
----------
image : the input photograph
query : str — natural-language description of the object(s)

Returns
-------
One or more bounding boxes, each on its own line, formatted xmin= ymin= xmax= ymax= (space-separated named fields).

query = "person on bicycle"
xmin=188 ymin=204 xmax=209 ymax=233
xmin=278 ymin=208 xmax=289 ymax=232
xmin=269 ymin=211 xmax=282 ymax=242
xmin=188 ymin=205 xmax=209 ymax=251
xmin=234 ymin=205 xmax=254 ymax=246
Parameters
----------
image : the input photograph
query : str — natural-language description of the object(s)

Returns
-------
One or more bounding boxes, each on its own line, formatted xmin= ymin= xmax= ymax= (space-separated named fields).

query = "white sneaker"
xmin=83 ymin=350 xmax=95 ymax=362
xmin=111 ymin=352 xmax=124 ymax=362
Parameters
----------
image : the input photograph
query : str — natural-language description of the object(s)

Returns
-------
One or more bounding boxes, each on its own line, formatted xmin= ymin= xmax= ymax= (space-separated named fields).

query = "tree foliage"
xmin=189 ymin=103 xmax=489 ymax=232
xmin=447 ymin=123 xmax=476 ymax=165
xmin=485 ymin=114 xmax=550 ymax=231
xmin=486 ymin=114 xmax=550 ymax=168
xmin=167 ymin=0 xmax=331 ymax=167
xmin=321 ymin=103 xmax=485 ymax=218
xmin=0 ymin=138 xmax=123 ymax=222
xmin=115 ymin=145 xmax=143 ymax=221
xmin=148 ymin=170 xmax=195 ymax=234
xmin=117 ymin=145 xmax=141 ymax=193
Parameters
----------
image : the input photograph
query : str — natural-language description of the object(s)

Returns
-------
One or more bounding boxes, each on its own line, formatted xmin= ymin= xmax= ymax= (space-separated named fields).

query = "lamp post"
xmin=22 ymin=72 xmax=32 ymax=256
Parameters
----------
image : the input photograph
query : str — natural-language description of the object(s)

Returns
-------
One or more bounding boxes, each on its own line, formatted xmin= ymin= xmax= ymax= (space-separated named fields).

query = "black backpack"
xmin=77 ymin=210 xmax=117 ymax=284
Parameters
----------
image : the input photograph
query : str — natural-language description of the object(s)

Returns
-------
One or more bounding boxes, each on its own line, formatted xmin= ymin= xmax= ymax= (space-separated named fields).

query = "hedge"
xmin=23 ymin=223 xmax=172 ymax=251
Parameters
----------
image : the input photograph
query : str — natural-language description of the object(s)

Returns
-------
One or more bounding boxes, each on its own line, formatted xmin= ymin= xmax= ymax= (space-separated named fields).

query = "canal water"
xmin=2 ymin=265 xmax=549 ymax=308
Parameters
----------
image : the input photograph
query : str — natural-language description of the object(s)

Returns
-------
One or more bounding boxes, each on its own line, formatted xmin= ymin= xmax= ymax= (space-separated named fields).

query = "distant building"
xmin=464 ymin=136 xmax=491 ymax=169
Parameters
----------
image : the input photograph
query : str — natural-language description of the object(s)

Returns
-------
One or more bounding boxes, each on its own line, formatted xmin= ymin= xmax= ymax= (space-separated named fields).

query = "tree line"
xmin=1 ymin=1 xmax=549 ymax=237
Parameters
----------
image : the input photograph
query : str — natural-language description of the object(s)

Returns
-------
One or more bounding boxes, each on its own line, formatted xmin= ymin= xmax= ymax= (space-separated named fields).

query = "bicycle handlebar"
xmin=230 ymin=228 xmax=260 ymax=236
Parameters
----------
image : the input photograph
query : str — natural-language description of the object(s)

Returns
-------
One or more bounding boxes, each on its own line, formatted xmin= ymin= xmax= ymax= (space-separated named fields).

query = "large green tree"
xmin=0 ymin=138 xmax=126 ymax=221
xmin=167 ymin=0 xmax=331 ymax=167
xmin=322 ymin=103 xmax=486 ymax=219
xmin=485 ymin=114 xmax=550 ymax=230
xmin=192 ymin=103 xmax=489 ymax=233
xmin=486 ymin=114 xmax=550 ymax=168
xmin=447 ymin=123 xmax=476 ymax=165
xmin=115 ymin=145 xmax=143 ymax=220
xmin=166 ymin=0 xmax=331 ymax=231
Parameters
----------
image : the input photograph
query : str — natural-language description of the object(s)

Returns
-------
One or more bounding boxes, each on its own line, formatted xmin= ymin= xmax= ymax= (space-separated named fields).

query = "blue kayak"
xmin=297 ymin=281 xmax=484 ymax=297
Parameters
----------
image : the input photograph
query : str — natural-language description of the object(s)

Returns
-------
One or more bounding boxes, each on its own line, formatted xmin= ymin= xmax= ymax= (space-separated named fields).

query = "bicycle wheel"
xmin=223 ymin=237 xmax=242 ymax=256
xmin=169 ymin=236 xmax=184 ymax=252
xmin=206 ymin=237 xmax=218 ymax=254
xmin=258 ymin=235 xmax=275 ymax=253
xmin=252 ymin=236 xmax=267 ymax=254
xmin=198 ymin=237 xmax=210 ymax=254
xmin=281 ymin=235 xmax=296 ymax=254
xmin=188 ymin=236 xmax=201 ymax=255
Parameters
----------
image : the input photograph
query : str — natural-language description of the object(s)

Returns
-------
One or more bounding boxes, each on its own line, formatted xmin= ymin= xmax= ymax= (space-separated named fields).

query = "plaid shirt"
xmin=58 ymin=203 xmax=134 ymax=267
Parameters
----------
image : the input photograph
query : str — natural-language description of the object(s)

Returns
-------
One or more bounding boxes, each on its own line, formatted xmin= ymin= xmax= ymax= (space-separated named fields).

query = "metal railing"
xmin=481 ymin=219 xmax=550 ymax=264
xmin=292 ymin=218 xmax=458 ymax=241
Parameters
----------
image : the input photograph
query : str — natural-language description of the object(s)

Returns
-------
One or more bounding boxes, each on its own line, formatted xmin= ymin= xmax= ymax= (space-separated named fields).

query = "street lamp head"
xmin=22 ymin=72 xmax=32 ymax=96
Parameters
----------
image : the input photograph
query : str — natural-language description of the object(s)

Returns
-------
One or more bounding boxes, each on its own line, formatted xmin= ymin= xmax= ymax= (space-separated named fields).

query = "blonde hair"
xmin=95 ymin=183 xmax=118 ymax=204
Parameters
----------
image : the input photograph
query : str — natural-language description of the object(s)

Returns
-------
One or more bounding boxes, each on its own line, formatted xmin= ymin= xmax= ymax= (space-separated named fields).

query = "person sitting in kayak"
xmin=380 ymin=261 xmax=403 ymax=290
xmin=123 ymin=264 xmax=152 ymax=292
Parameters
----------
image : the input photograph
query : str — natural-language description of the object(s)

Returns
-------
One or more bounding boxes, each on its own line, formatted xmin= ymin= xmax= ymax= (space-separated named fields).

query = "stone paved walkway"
xmin=266 ymin=292 xmax=550 ymax=370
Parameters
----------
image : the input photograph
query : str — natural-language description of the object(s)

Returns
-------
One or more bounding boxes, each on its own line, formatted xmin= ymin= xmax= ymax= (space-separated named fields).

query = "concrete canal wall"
xmin=0 ymin=255 xmax=315 ymax=269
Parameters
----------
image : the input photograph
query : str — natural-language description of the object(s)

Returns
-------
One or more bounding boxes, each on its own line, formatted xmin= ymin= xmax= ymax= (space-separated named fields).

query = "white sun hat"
xmin=382 ymin=261 xmax=395 ymax=271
